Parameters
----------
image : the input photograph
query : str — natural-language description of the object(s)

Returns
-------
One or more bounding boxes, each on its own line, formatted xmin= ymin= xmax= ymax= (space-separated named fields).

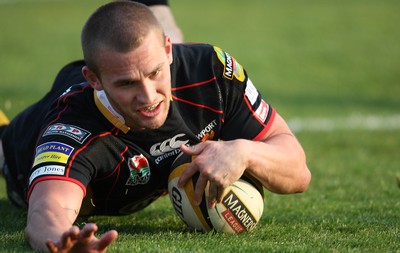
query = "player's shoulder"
xmin=173 ymin=43 xmax=214 ymax=56
xmin=172 ymin=43 xmax=237 ymax=67
xmin=172 ymin=43 xmax=222 ymax=72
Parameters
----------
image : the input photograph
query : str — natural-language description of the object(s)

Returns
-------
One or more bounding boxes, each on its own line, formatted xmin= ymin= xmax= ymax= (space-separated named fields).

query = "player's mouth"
xmin=143 ymin=103 xmax=158 ymax=112
xmin=138 ymin=101 xmax=163 ymax=117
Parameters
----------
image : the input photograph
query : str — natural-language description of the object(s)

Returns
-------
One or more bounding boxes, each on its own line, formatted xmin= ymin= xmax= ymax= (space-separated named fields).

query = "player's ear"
xmin=165 ymin=36 xmax=173 ymax=64
xmin=82 ymin=66 xmax=103 ymax=90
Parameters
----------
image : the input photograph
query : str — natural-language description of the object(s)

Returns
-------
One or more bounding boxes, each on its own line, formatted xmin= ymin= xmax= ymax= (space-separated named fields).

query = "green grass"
xmin=0 ymin=0 xmax=399 ymax=252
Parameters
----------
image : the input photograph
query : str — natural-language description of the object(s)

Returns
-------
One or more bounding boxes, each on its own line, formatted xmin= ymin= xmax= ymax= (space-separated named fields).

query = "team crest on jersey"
xmin=213 ymin=46 xmax=245 ymax=82
xmin=126 ymin=154 xmax=151 ymax=186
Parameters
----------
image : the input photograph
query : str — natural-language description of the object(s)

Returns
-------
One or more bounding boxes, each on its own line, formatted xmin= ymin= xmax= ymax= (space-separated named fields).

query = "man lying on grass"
xmin=0 ymin=1 xmax=311 ymax=252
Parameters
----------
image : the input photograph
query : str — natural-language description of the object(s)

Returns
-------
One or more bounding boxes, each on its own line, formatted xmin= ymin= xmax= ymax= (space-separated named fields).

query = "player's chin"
xmin=142 ymin=104 xmax=169 ymax=128
xmin=142 ymin=119 xmax=165 ymax=129
xmin=139 ymin=112 xmax=168 ymax=129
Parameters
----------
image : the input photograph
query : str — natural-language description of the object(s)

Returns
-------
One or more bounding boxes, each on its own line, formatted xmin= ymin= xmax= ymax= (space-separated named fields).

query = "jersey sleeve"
xmin=26 ymin=126 xmax=94 ymax=201
xmin=211 ymin=46 xmax=276 ymax=141
xmin=25 ymin=85 xmax=106 ymax=201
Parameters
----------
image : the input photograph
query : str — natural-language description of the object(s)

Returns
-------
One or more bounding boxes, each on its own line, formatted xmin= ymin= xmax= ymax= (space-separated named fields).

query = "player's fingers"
xmin=66 ymin=225 xmax=80 ymax=238
xmin=96 ymin=230 xmax=119 ymax=250
xmin=46 ymin=240 xmax=59 ymax=253
xmin=177 ymin=162 xmax=197 ymax=188
xmin=207 ymin=183 xmax=218 ymax=209
xmin=59 ymin=226 xmax=79 ymax=250
xmin=179 ymin=143 xmax=203 ymax=156
xmin=217 ymin=172 xmax=231 ymax=202
xmin=193 ymin=174 xmax=208 ymax=206
xmin=178 ymin=143 xmax=208 ymax=188
xmin=177 ymin=147 xmax=202 ymax=188
xmin=79 ymin=223 xmax=98 ymax=244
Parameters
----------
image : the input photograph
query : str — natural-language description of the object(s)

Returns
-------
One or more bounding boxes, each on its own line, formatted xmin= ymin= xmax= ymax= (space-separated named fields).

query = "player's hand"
xmin=46 ymin=223 xmax=118 ymax=253
xmin=178 ymin=140 xmax=249 ymax=208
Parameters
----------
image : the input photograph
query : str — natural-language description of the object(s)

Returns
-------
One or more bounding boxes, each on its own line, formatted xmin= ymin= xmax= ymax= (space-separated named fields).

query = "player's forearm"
xmin=244 ymin=134 xmax=311 ymax=194
xmin=25 ymin=199 xmax=76 ymax=251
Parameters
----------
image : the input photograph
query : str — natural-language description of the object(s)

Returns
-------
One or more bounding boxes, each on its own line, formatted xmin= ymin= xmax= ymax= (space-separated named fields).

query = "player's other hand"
xmin=46 ymin=223 xmax=118 ymax=253
xmin=178 ymin=140 xmax=247 ymax=208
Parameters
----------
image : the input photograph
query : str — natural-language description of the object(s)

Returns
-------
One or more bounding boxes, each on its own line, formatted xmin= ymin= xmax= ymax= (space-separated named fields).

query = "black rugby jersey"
xmin=2 ymin=43 xmax=276 ymax=215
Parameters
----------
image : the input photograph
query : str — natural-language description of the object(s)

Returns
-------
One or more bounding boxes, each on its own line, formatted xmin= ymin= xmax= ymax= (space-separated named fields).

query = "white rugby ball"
xmin=168 ymin=153 xmax=264 ymax=234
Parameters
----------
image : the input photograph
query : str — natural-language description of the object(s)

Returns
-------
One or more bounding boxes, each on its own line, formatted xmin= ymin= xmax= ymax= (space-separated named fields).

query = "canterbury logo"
xmin=150 ymin=133 xmax=189 ymax=156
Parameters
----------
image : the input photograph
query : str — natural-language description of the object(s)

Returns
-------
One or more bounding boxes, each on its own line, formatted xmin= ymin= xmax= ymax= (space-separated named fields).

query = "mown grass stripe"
xmin=288 ymin=114 xmax=400 ymax=132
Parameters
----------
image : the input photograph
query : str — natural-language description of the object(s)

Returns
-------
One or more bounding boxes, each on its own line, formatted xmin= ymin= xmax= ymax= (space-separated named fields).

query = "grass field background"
xmin=0 ymin=0 xmax=399 ymax=252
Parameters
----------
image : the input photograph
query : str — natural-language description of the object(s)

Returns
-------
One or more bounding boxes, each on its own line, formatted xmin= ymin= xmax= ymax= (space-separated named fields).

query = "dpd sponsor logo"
xmin=43 ymin=124 xmax=91 ymax=144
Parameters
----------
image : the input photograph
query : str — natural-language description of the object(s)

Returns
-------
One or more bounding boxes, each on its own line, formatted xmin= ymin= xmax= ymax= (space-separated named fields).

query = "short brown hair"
xmin=81 ymin=1 xmax=165 ymax=74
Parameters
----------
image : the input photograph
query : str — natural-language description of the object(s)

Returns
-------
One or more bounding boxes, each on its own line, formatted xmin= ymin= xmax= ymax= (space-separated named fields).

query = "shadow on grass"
xmin=78 ymin=206 xmax=189 ymax=236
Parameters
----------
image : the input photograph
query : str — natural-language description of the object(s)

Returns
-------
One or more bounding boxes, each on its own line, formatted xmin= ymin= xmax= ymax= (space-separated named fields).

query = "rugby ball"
xmin=168 ymin=153 xmax=264 ymax=234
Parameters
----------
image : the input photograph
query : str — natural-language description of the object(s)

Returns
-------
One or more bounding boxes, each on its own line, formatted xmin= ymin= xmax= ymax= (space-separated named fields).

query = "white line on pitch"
xmin=288 ymin=114 xmax=400 ymax=132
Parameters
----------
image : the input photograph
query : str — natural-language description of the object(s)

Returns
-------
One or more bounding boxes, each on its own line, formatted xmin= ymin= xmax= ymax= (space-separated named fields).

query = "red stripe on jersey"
xmin=106 ymin=146 xmax=128 ymax=205
xmin=52 ymin=85 xmax=91 ymax=115
xmin=27 ymin=176 xmax=86 ymax=201
xmin=171 ymin=77 xmax=222 ymax=114
xmin=38 ymin=86 xmax=91 ymax=149
xmin=34 ymin=104 xmax=70 ymax=152
xmin=60 ymin=85 xmax=92 ymax=103
xmin=253 ymin=108 xmax=276 ymax=141
xmin=242 ymin=93 xmax=277 ymax=141
xmin=243 ymin=93 xmax=267 ymax=126
xmin=171 ymin=94 xmax=223 ymax=114
xmin=171 ymin=77 xmax=217 ymax=91
xmin=94 ymin=145 xmax=128 ymax=181
xmin=66 ymin=131 xmax=113 ymax=177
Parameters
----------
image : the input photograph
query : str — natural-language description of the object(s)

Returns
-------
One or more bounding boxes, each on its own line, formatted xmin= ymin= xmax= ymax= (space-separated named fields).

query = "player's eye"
xmin=150 ymin=70 xmax=160 ymax=78
xmin=116 ymin=80 xmax=137 ymax=87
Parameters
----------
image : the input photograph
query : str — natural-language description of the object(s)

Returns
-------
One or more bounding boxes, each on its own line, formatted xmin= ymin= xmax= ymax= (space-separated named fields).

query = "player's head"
xmin=81 ymin=1 xmax=173 ymax=130
xmin=81 ymin=1 xmax=166 ymax=75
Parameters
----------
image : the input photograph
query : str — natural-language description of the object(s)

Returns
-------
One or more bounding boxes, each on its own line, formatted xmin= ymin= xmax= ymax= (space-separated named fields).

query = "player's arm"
xmin=25 ymin=180 xmax=83 ymax=250
xmin=25 ymin=180 xmax=118 ymax=252
xmin=179 ymin=112 xmax=311 ymax=207
xmin=242 ymin=112 xmax=311 ymax=194
xmin=130 ymin=0 xmax=183 ymax=43
xmin=148 ymin=5 xmax=183 ymax=43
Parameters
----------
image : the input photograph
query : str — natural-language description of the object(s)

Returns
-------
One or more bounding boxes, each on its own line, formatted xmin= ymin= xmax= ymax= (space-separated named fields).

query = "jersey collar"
xmin=94 ymin=90 xmax=130 ymax=133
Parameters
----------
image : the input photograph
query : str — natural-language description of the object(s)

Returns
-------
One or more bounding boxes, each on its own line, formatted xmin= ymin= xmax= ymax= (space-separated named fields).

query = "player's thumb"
xmin=180 ymin=143 xmax=203 ymax=156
